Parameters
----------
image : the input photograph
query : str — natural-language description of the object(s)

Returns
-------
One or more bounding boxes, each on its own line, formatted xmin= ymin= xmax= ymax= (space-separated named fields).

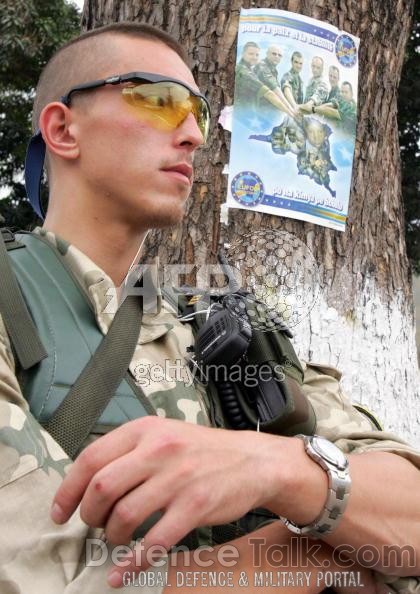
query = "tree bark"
xmin=82 ymin=0 xmax=420 ymax=445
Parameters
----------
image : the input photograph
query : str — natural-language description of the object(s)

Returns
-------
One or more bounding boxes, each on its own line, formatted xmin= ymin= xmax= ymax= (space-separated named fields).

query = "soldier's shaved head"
xmin=32 ymin=22 xmax=187 ymax=131
xmin=311 ymin=56 xmax=324 ymax=77
xmin=266 ymin=45 xmax=283 ymax=64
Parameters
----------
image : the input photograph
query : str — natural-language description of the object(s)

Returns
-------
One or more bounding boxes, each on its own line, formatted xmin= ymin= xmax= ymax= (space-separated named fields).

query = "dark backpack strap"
xmin=43 ymin=294 xmax=143 ymax=459
xmin=0 ymin=229 xmax=48 ymax=369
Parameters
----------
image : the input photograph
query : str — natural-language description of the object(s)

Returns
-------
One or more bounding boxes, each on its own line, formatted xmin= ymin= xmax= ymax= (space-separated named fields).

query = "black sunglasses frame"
xmin=61 ymin=71 xmax=210 ymax=112
xmin=25 ymin=72 xmax=210 ymax=220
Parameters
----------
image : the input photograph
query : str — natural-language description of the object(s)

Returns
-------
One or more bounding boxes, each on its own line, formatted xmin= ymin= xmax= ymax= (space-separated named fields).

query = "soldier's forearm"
xmin=299 ymin=101 xmax=314 ymax=113
xmin=264 ymin=89 xmax=295 ymax=118
xmin=313 ymin=104 xmax=340 ymax=119
xmin=263 ymin=441 xmax=420 ymax=576
xmin=163 ymin=522 xmax=377 ymax=593
xmin=273 ymin=87 xmax=297 ymax=115
xmin=322 ymin=452 xmax=420 ymax=576
xmin=283 ymin=86 xmax=298 ymax=109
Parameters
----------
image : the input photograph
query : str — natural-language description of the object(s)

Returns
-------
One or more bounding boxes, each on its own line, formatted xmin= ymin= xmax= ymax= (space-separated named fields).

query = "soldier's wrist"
xmin=261 ymin=436 xmax=328 ymax=523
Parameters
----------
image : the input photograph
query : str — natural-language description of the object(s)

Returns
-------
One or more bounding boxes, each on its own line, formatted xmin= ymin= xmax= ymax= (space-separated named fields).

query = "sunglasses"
xmin=25 ymin=72 xmax=211 ymax=219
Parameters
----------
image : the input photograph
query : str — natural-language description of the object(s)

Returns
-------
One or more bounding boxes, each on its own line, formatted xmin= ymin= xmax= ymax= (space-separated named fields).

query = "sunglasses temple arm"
xmin=24 ymin=131 xmax=46 ymax=220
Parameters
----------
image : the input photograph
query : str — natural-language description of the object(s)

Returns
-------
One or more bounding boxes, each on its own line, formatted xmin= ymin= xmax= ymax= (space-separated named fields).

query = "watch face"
xmin=312 ymin=436 xmax=348 ymax=469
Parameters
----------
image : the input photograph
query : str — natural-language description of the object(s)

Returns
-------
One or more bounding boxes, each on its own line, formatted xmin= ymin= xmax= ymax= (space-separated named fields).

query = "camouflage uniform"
xmin=254 ymin=58 xmax=280 ymax=111
xmin=327 ymin=85 xmax=340 ymax=103
xmin=332 ymin=96 xmax=357 ymax=134
xmin=280 ymin=69 xmax=304 ymax=104
xmin=234 ymin=60 xmax=270 ymax=109
xmin=0 ymin=229 xmax=419 ymax=593
xmin=254 ymin=58 xmax=279 ymax=91
xmin=304 ymin=76 xmax=329 ymax=106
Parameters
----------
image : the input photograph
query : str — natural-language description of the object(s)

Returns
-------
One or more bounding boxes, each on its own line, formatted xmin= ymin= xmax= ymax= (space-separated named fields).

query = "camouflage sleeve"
xmin=311 ymin=80 xmax=329 ymax=106
xmin=301 ymin=361 xmax=420 ymax=594
xmin=337 ymin=99 xmax=357 ymax=133
xmin=254 ymin=63 xmax=278 ymax=91
xmin=236 ymin=64 xmax=270 ymax=97
xmin=0 ymin=315 xmax=166 ymax=593
xmin=301 ymin=361 xmax=420 ymax=463
xmin=280 ymin=71 xmax=292 ymax=91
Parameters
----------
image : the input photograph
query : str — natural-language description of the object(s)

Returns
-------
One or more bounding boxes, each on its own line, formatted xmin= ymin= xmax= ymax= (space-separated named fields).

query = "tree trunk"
xmin=82 ymin=0 xmax=420 ymax=445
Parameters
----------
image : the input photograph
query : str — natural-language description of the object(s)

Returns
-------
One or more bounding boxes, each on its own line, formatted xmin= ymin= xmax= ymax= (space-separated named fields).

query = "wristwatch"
xmin=280 ymin=434 xmax=351 ymax=537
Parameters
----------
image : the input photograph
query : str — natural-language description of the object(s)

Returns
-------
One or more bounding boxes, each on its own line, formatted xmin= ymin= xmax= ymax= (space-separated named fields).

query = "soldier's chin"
xmin=145 ymin=201 xmax=188 ymax=230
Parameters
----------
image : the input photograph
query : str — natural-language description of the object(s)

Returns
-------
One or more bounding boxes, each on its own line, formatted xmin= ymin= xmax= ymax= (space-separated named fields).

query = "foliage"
xmin=398 ymin=2 xmax=420 ymax=273
xmin=0 ymin=0 xmax=80 ymax=229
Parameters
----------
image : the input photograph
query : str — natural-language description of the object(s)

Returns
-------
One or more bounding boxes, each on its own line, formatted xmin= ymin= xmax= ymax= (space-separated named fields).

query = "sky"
xmin=70 ymin=0 xmax=84 ymax=10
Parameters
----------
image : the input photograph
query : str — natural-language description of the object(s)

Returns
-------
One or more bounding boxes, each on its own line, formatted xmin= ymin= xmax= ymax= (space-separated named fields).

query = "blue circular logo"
xmin=335 ymin=34 xmax=357 ymax=68
xmin=231 ymin=171 xmax=264 ymax=207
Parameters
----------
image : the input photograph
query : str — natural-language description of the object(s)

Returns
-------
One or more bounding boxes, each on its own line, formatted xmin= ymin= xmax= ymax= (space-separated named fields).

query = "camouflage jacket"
xmin=0 ymin=229 xmax=419 ymax=593
xmin=234 ymin=60 xmax=270 ymax=109
xmin=254 ymin=58 xmax=279 ymax=92
xmin=281 ymin=69 xmax=304 ymax=104
xmin=254 ymin=58 xmax=282 ymax=111
xmin=304 ymin=76 xmax=329 ymax=106
xmin=327 ymin=85 xmax=340 ymax=103
xmin=332 ymin=96 xmax=357 ymax=134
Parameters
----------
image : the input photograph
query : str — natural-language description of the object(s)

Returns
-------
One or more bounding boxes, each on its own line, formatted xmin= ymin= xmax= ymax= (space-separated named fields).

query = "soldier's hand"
xmin=299 ymin=102 xmax=313 ymax=113
xmin=50 ymin=417 xmax=300 ymax=565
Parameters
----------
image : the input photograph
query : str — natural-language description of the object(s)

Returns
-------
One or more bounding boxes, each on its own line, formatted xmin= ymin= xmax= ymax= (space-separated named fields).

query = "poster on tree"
xmin=225 ymin=8 xmax=359 ymax=231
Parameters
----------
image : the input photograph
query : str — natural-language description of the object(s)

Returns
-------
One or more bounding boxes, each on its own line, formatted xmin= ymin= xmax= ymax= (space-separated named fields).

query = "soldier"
xmin=280 ymin=51 xmax=304 ymax=110
xmin=314 ymin=81 xmax=357 ymax=134
xmin=0 ymin=21 xmax=420 ymax=594
xmin=299 ymin=56 xmax=329 ymax=114
xmin=335 ymin=81 xmax=357 ymax=133
xmin=327 ymin=65 xmax=340 ymax=102
xmin=254 ymin=45 xmax=297 ymax=118
xmin=235 ymin=42 xmax=295 ymax=118
xmin=234 ymin=41 xmax=265 ymax=108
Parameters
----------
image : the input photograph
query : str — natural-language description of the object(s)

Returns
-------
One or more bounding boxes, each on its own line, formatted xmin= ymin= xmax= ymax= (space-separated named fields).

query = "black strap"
xmin=43 ymin=295 xmax=143 ymax=459
xmin=0 ymin=229 xmax=48 ymax=369
xmin=212 ymin=523 xmax=246 ymax=545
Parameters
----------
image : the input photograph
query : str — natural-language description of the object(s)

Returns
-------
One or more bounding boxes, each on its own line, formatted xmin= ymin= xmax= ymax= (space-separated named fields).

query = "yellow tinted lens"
xmin=122 ymin=82 xmax=209 ymax=140
xmin=190 ymin=96 xmax=210 ymax=141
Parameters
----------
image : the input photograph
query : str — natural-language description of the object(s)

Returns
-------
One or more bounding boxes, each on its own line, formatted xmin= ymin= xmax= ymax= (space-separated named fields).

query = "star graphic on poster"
xmin=338 ymin=146 xmax=353 ymax=163
xmin=248 ymin=115 xmax=264 ymax=130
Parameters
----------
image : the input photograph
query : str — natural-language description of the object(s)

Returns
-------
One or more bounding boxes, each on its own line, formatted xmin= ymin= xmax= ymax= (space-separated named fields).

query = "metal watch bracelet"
xmin=280 ymin=435 xmax=351 ymax=538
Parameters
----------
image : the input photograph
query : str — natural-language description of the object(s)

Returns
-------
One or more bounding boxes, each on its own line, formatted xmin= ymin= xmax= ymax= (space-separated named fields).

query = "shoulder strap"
xmin=2 ymin=230 xmax=152 ymax=458
xmin=0 ymin=229 xmax=47 ymax=370
xmin=43 ymin=294 xmax=143 ymax=458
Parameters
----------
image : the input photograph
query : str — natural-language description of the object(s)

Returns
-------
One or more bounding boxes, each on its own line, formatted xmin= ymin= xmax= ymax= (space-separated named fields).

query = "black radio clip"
xmin=192 ymin=293 xmax=293 ymax=432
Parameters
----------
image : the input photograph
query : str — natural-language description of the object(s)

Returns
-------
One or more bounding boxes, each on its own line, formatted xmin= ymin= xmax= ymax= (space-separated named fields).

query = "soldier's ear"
xmin=39 ymin=102 xmax=80 ymax=162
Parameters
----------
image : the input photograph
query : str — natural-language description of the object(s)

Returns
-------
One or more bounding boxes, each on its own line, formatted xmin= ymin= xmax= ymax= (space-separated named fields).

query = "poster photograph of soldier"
xmin=226 ymin=8 xmax=359 ymax=231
